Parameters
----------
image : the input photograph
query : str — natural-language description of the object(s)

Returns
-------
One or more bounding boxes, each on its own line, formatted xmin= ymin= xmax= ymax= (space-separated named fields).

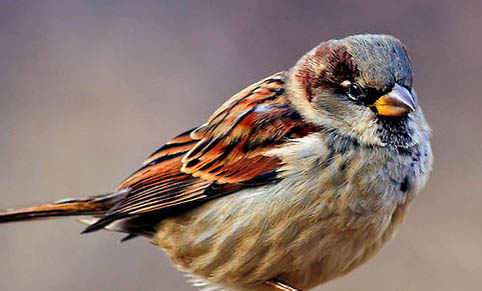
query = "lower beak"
xmin=372 ymin=84 xmax=416 ymax=117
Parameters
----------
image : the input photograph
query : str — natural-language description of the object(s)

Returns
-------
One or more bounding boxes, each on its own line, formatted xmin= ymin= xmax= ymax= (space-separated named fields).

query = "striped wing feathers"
xmin=86 ymin=73 xmax=316 ymax=230
xmin=182 ymin=73 xmax=312 ymax=183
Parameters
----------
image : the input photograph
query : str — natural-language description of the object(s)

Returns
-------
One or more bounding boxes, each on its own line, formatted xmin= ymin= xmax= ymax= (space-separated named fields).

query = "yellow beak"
xmin=372 ymin=84 xmax=416 ymax=117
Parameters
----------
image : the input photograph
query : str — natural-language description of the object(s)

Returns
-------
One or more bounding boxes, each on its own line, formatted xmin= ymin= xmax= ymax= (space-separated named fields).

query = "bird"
xmin=0 ymin=34 xmax=432 ymax=291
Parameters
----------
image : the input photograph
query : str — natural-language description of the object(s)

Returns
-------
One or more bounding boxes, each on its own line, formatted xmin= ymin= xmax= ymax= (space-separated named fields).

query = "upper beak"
xmin=371 ymin=84 xmax=416 ymax=117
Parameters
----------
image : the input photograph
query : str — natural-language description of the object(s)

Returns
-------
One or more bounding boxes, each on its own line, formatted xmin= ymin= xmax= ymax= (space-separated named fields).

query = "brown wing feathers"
xmin=182 ymin=73 xmax=312 ymax=183
xmin=1 ymin=72 xmax=318 ymax=234
xmin=82 ymin=130 xmax=212 ymax=233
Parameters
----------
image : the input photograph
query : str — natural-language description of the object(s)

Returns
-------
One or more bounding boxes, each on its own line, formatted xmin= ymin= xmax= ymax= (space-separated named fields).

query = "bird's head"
xmin=287 ymin=34 xmax=430 ymax=148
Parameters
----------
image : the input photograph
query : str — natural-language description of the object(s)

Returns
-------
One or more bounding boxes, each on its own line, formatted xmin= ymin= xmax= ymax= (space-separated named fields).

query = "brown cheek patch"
xmin=295 ymin=58 xmax=318 ymax=103
xmin=324 ymin=46 xmax=360 ymax=84
xmin=296 ymin=44 xmax=360 ymax=103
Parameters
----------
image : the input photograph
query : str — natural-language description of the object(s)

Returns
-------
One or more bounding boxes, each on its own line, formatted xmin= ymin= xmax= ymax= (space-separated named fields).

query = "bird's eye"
xmin=347 ymin=83 xmax=362 ymax=100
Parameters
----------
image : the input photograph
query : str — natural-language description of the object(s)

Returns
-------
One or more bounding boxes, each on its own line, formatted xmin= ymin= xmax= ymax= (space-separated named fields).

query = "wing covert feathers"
xmin=7 ymin=72 xmax=318 ymax=233
xmin=182 ymin=73 xmax=315 ymax=183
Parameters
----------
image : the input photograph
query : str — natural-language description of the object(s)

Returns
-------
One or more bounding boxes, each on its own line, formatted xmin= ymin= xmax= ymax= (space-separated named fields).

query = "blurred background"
xmin=0 ymin=1 xmax=480 ymax=290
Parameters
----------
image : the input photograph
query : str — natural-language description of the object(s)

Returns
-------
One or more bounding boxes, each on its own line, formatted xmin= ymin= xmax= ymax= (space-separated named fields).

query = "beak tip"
xmin=373 ymin=84 xmax=416 ymax=117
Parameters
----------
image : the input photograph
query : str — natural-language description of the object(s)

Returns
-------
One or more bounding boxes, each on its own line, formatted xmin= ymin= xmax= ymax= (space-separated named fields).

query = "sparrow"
xmin=0 ymin=34 xmax=432 ymax=291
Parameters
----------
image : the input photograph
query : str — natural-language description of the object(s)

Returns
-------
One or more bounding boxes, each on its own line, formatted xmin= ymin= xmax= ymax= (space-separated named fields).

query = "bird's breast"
xmin=152 ymin=133 xmax=430 ymax=290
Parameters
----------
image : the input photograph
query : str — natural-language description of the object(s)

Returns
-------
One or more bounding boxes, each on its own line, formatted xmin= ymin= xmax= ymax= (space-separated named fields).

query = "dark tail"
xmin=0 ymin=190 xmax=128 ymax=224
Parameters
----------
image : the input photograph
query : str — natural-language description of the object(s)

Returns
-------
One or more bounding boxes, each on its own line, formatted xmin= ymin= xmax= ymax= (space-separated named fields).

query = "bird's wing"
xmin=84 ymin=72 xmax=317 ymax=232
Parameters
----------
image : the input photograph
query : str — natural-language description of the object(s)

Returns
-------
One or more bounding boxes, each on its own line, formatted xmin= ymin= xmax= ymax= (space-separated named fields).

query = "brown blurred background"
xmin=0 ymin=1 xmax=481 ymax=290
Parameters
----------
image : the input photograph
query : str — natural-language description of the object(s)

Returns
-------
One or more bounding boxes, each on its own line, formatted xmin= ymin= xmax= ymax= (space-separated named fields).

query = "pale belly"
xmin=151 ymin=176 xmax=413 ymax=291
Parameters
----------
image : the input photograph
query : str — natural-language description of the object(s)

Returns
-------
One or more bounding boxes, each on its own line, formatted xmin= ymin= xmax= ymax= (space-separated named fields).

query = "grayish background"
xmin=0 ymin=1 xmax=481 ymax=290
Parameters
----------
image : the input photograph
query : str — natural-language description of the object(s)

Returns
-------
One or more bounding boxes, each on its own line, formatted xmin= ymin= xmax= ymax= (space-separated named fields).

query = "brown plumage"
xmin=0 ymin=34 xmax=432 ymax=291
xmin=0 ymin=191 xmax=127 ymax=223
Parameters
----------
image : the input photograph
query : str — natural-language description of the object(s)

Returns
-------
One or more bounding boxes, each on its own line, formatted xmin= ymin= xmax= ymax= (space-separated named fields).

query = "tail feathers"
xmin=0 ymin=190 xmax=129 ymax=224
